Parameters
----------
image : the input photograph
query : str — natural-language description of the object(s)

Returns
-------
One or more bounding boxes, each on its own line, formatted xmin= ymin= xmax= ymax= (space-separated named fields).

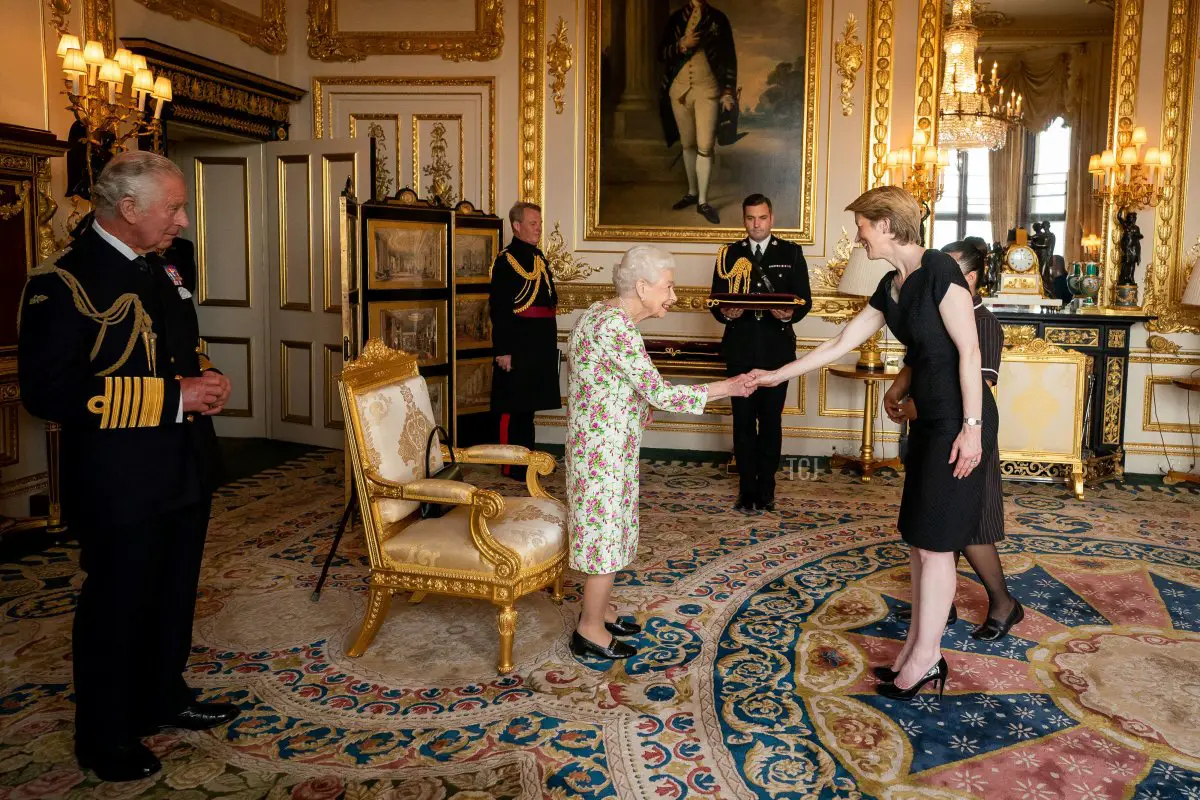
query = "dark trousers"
xmin=498 ymin=411 xmax=535 ymax=479
xmin=728 ymin=365 xmax=788 ymax=500
xmin=72 ymin=499 xmax=212 ymax=744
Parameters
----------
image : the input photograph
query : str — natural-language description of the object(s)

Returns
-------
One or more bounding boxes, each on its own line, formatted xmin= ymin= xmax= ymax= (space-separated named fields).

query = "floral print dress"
xmin=565 ymin=302 xmax=708 ymax=574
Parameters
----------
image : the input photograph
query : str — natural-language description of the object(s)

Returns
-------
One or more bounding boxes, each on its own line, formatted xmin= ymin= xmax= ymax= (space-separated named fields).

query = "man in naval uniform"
xmin=488 ymin=201 xmax=562 ymax=480
xmin=18 ymin=152 xmax=239 ymax=783
xmin=658 ymin=0 xmax=738 ymax=225
xmin=710 ymin=194 xmax=811 ymax=511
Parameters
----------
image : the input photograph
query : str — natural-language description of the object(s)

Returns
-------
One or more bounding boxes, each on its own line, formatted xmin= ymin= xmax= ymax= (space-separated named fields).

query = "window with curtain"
xmin=1025 ymin=117 xmax=1072 ymax=249
xmin=932 ymin=148 xmax=992 ymax=247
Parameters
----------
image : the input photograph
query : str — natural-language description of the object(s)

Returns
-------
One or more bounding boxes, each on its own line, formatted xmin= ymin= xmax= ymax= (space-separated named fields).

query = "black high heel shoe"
xmin=876 ymin=657 xmax=949 ymax=701
xmin=971 ymin=600 xmax=1024 ymax=641
xmin=570 ymin=631 xmax=637 ymax=660
xmin=873 ymin=665 xmax=899 ymax=682
xmin=605 ymin=617 xmax=642 ymax=636
xmin=895 ymin=603 xmax=957 ymax=625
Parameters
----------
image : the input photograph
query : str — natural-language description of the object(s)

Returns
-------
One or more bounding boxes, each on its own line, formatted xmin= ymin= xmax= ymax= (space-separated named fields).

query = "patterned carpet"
xmin=2 ymin=451 xmax=1200 ymax=799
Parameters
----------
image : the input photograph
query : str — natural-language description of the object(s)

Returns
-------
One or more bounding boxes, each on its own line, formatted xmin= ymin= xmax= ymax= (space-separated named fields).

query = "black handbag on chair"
xmin=419 ymin=426 xmax=463 ymax=519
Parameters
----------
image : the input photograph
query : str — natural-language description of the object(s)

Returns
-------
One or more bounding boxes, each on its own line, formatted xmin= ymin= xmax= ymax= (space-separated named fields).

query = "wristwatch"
xmin=963 ymin=417 xmax=982 ymax=427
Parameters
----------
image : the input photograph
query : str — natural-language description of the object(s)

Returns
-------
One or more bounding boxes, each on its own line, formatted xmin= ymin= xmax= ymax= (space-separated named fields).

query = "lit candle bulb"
xmin=56 ymin=34 xmax=80 ymax=58
xmin=62 ymin=48 xmax=85 ymax=95
xmin=151 ymin=76 xmax=172 ymax=119
xmin=132 ymin=68 xmax=154 ymax=110
xmin=1144 ymin=147 xmax=1160 ymax=185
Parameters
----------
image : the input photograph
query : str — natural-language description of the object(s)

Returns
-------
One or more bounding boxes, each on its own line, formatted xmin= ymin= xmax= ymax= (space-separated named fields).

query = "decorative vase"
xmin=1114 ymin=282 xmax=1139 ymax=307
xmin=1079 ymin=262 xmax=1101 ymax=307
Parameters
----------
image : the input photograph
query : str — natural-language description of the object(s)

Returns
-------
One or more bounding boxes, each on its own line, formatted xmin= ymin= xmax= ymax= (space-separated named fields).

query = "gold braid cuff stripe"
xmin=88 ymin=376 xmax=165 ymax=429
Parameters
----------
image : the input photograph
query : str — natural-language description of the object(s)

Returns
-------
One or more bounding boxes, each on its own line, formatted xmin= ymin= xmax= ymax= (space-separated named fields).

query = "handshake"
xmin=709 ymin=369 xmax=788 ymax=400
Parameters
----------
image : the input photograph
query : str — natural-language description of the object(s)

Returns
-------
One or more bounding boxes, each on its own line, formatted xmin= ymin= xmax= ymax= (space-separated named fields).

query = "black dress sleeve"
xmin=977 ymin=312 xmax=1004 ymax=385
xmin=868 ymin=271 xmax=894 ymax=313
xmin=926 ymin=250 xmax=971 ymax=306
xmin=488 ymin=255 xmax=518 ymax=356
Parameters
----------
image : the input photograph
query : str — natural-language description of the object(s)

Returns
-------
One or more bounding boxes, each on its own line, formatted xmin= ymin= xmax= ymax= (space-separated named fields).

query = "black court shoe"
xmin=896 ymin=603 xmax=958 ymax=626
xmin=971 ymin=601 xmax=1024 ymax=641
xmin=605 ymin=617 xmax=642 ymax=636
xmin=876 ymin=657 xmax=949 ymax=701
xmin=570 ymin=631 xmax=637 ymax=660
xmin=873 ymin=665 xmax=899 ymax=682
xmin=734 ymin=493 xmax=757 ymax=512
xmin=141 ymin=702 xmax=240 ymax=734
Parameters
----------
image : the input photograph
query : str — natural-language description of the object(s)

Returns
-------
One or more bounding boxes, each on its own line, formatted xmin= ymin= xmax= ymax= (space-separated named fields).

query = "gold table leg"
xmin=831 ymin=378 xmax=902 ymax=483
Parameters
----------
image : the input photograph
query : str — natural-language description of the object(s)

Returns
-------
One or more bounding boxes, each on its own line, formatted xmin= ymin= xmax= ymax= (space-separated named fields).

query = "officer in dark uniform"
xmin=19 ymin=152 xmax=239 ymax=783
xmin=711 ymin=194 xmax=811 ymax=511
xmin=489 ymin=201 xmax=562 ymax=480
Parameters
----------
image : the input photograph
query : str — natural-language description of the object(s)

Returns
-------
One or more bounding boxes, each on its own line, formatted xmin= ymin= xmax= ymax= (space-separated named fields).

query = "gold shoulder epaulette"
xmin=23 ymin=258 xmax=157 ymax=378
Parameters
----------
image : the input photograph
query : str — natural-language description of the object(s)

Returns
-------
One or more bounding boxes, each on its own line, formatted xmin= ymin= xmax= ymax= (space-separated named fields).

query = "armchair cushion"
xmin=382 ymin=497 xmax=566 ymax=574
xmin=355 ymin=376 xmax=445 ymax=523
xmin=460 ymin=444 xmax=532 ymax=463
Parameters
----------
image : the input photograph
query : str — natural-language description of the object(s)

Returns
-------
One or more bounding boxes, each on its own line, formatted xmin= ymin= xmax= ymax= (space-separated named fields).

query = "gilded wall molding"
xmin=1144 ymin=0 xmax=1200 ymax=332
xmin=47 ymin=0 xmax=71 ymax=36
xmin=546 ymin=17 xmax=573 ymax=115
xmin=835 ymin=14 xmax=865 ymax=117
xmin=82 ymin=0 xmax=115 ymax=55
xmin=518 ymin=0 xmax=545 ymax=205
xmin=863 ymin=0 xmax=895 ymax=189
xmin=544 ymin=222 xmax=600 ymax=282
xmin=135 ymin=0 xmax=286 ymax=55
xmin=912 ymin=0 xmax=943 ymax=146
xmin=1102 ymin=0 xmax=1143 ymax=307
xmin=307 ymin=0 xmax=503 ymax=62
xmin=312 ymin=76 xmax=497 ymax=213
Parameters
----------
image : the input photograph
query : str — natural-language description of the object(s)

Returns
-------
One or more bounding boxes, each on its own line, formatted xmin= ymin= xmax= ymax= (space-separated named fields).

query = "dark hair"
xmin=742 ymin=193 xmax=772 ymax=213
xmin=942 ymin=236 xmax=989 ymax=278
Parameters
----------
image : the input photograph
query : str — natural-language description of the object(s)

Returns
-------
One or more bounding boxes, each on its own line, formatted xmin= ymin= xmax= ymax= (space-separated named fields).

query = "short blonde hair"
xmin=613 ymin=245 xmax=674 ymax=297
xmin=845 ymin=186 xmax=922 ymax=246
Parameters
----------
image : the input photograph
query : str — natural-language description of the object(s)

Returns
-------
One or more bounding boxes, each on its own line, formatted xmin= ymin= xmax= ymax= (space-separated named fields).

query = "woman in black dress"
xmin=883 ymin=238 xmax=1024 ymax=642
xmin=752 ymin=187 xmax=988 ymax=700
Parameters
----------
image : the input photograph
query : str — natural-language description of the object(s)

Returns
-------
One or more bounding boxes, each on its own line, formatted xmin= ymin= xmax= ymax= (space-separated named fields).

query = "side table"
xmin=827 ymin=364 xmax=902 ymax=482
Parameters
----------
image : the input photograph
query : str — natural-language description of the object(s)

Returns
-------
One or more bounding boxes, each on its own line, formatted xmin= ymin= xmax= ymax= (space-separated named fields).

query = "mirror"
xmin=929 ymin=0 xmax=1115 ymax=292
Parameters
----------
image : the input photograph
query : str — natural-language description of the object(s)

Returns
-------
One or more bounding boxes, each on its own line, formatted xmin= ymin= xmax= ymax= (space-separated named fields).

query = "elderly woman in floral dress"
xmin=565 ymin=245 xmax=754 ymax=661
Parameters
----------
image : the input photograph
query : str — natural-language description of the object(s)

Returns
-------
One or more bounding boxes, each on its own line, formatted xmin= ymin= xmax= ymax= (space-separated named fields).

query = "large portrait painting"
xmin=586 ymin=0 xmax=821 ymax=242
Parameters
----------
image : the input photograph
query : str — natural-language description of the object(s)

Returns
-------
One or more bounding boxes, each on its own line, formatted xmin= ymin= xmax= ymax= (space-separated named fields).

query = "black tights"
xmin=956 ymin=544 xmax=1016 ymax=622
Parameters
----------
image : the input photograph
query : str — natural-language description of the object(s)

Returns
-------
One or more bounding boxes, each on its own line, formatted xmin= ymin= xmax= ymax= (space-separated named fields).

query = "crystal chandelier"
xmin=55 ymin=34 xmax=173 ymax=186
xmin=938 ymin=0 xmax=1022 ymax=151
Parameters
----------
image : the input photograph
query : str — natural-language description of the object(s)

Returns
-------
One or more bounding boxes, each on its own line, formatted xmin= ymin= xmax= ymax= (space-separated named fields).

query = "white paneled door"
xmin=174 ymin=143 xmax=269 ymax=439
xmin=264 ymin=140 xmax=368 ymax=448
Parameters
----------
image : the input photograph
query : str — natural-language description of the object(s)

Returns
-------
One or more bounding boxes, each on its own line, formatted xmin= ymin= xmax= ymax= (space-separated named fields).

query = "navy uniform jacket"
xmin=657 ymin=2 xmax=738 ymax=148
xmin=710 ymin=236 xmax=812 ymax=369
xmin=18 ymin=228 xmax=222 ymax=525
xmin=487 ymin=237 xmax=562 ymax=413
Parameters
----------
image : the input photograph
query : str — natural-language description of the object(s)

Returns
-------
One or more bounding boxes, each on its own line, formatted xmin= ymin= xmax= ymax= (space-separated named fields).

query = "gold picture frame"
xmin=455 ymin=295 xmax=493 ymax=351
xmin=369 ymin=300 xmax=449 ymax=367
xmin=425 ymin=374 xmax=450 ymax=430
xmin=134 ymin=0 xmax=286 ymax=54
xmin=455 ymin=227 xmax=499 ymax=284
xmin=307 ymin=0 xmax=504 ymax=62
xmin=366 ymin=218 xmax=448 ymax=290
xmin=455 ymin=356 xmax=493 ymax=415
xmin=583 ymin=0 xmax=822 ymax=243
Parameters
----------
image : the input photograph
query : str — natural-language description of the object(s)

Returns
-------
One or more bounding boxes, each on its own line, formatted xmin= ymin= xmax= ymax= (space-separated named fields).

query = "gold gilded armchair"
xmin=340 ymin=339 xmax=567 ymax=673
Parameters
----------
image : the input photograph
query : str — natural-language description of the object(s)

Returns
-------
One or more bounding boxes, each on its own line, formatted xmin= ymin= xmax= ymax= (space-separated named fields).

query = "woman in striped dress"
xmin=884 ymin=237 xmax=1023 ymax=642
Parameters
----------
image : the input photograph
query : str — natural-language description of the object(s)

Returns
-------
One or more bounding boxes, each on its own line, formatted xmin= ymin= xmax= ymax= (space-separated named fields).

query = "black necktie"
xmin=753 ymin=243 xmax=762 ymax=264
xmin=133 ymin=255 xmax=150 ymax=273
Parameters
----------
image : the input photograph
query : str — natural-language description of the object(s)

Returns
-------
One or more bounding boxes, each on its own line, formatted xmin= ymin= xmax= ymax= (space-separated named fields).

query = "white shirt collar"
xmin=748 ymin=235 xmax=772 ymax=249
xmin=92 ymin=220 xmax=141 ymax=262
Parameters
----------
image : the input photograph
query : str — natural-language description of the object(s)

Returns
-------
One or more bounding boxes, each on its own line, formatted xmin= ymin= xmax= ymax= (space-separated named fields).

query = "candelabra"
xmin=885 ymin=129 xmax=950 ymax=209
xmin=1080 ymin=234 xmax=1103 ymax=260
xmin=55 ymin=34 xmax=172 ymax=186
xmin=1088 ymin=125 xmax=1168 ymax=211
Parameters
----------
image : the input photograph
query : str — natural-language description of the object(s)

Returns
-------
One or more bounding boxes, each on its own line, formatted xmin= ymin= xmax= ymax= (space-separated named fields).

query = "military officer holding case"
xmin=489 ymin=201 xmax=562 ymax=480
xmin=711 ymin=193 xmax=811 ymax=511
xmin=18 ymin=152 xmax=240 ymax=783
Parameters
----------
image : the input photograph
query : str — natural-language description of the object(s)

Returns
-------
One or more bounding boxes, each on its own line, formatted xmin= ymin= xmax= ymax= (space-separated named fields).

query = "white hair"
xmin=91 ymin=151 xmax=183 ymax=218
xmin=613 ymin=245 xmax=674 ymax=297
